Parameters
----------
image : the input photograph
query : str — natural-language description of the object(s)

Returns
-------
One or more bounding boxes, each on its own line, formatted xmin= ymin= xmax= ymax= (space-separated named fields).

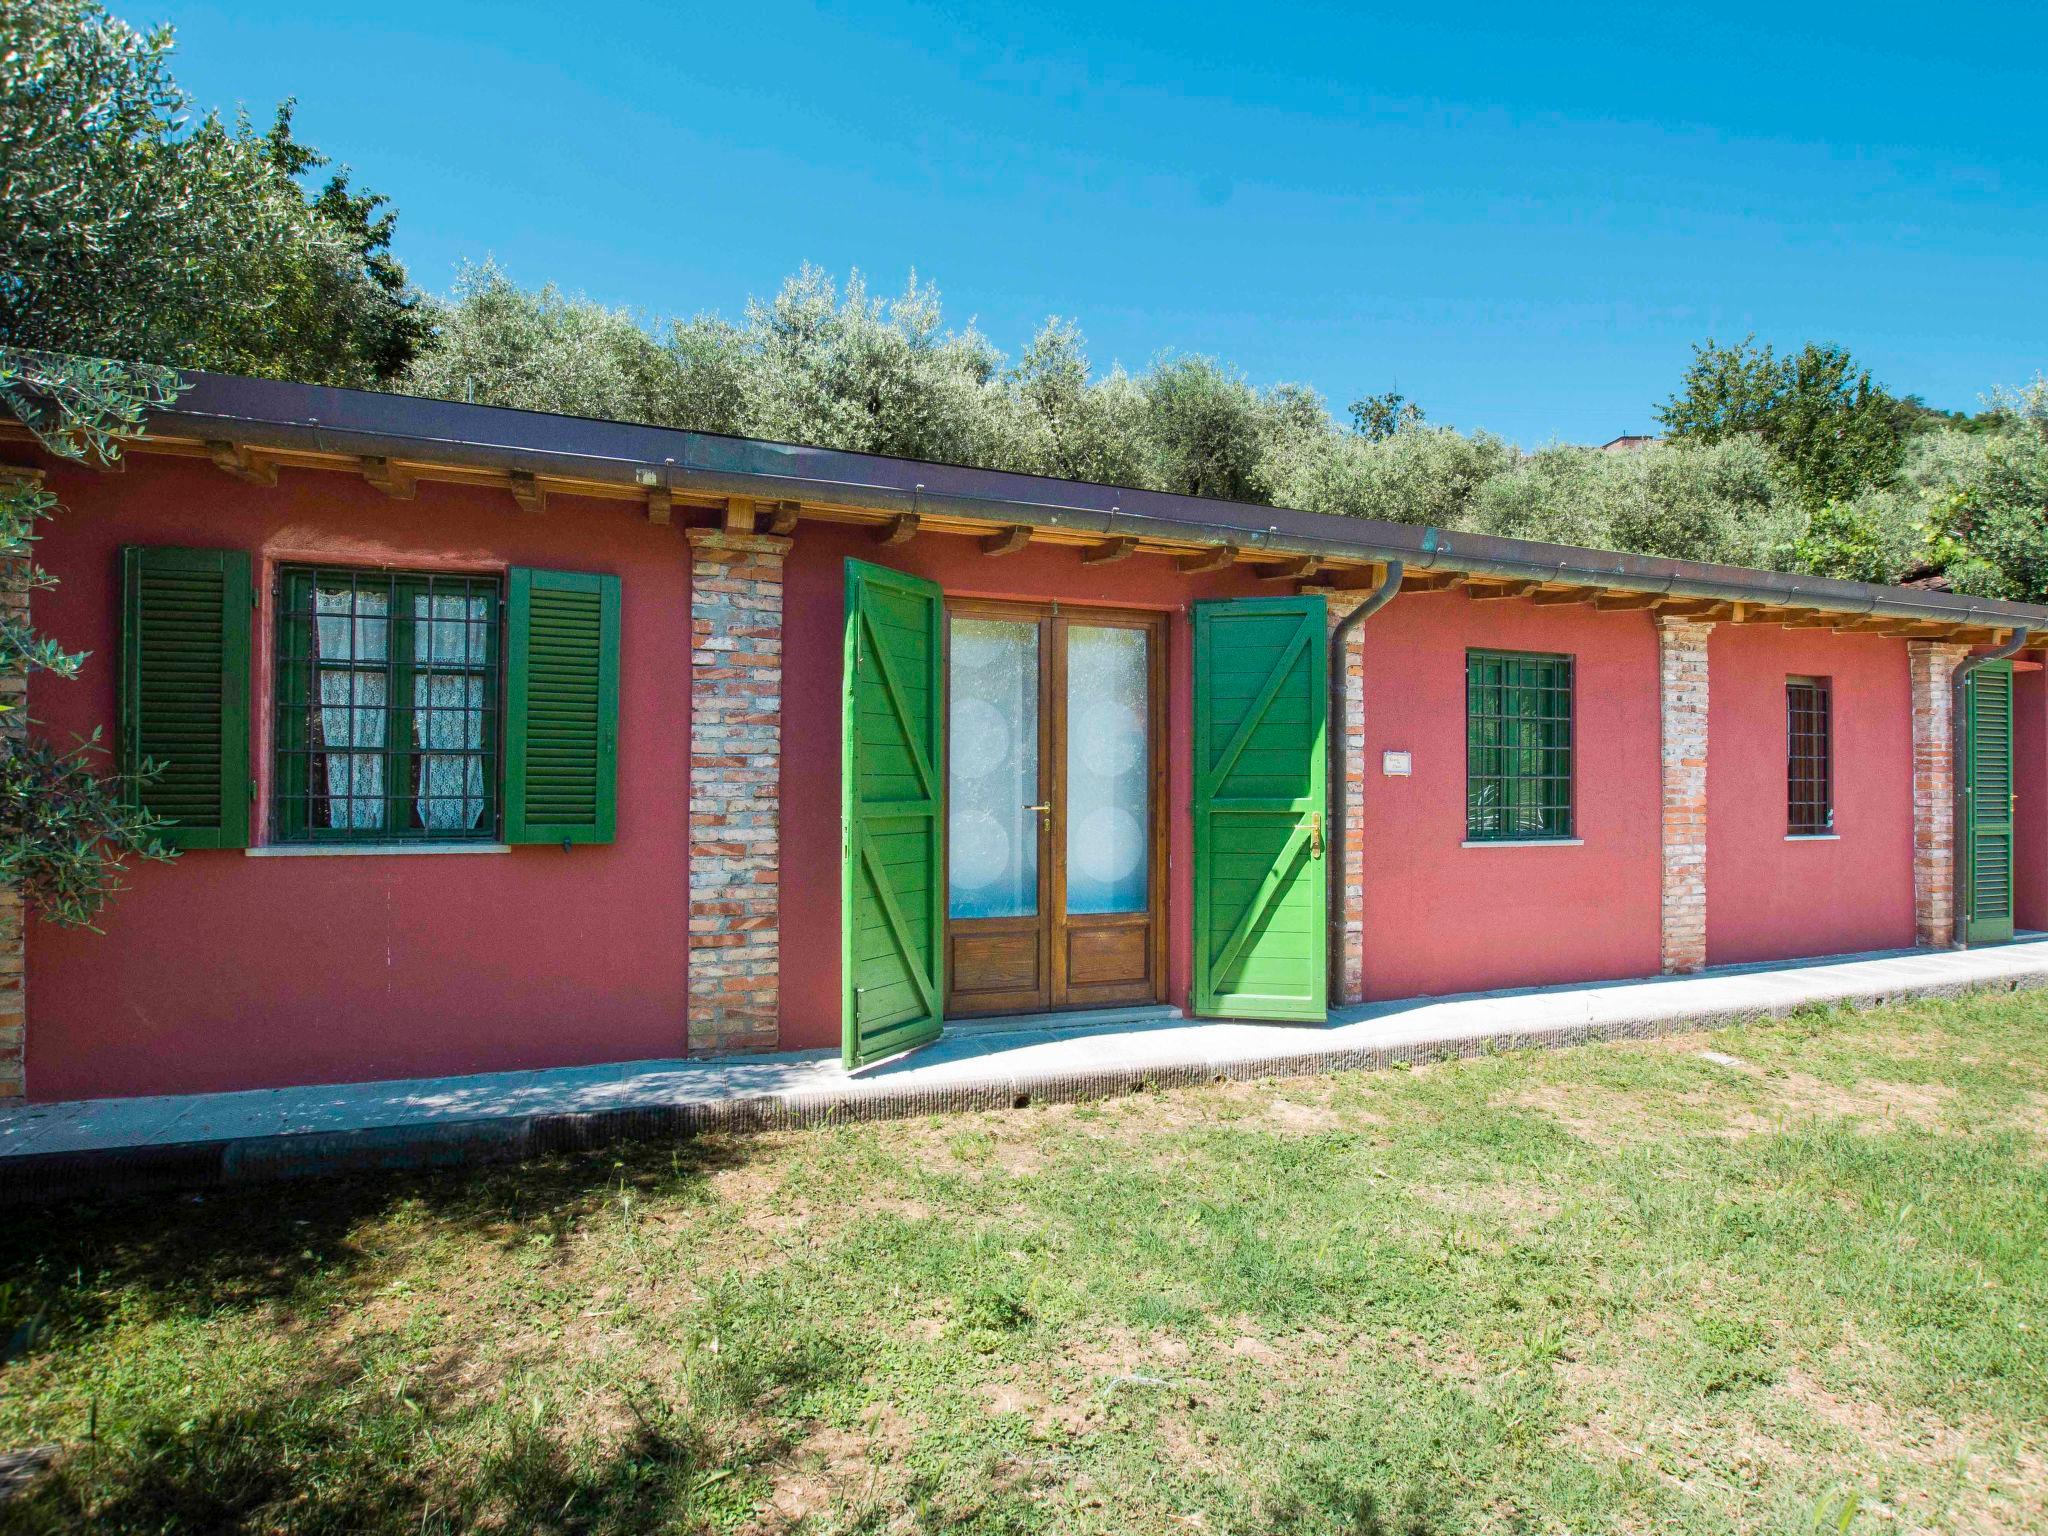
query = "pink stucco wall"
xmin=24 ymin=457 xmax=694 ymax=1101
xmin=17 ymin=450 xmax=2021 ymax=1103
xmin=1350 ymin=589 xmax=1665 ymax=999
xmin=2017 ymin=663 xmax=2047 ymax=934
xmin=1703 ymin=625 xmax=1916 ymax=965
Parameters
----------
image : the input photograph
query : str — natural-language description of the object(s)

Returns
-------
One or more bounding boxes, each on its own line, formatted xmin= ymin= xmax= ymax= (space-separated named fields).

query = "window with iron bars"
xmin=273 ymin=568 xmax=503 ymax=842
xmin=1466 ymin=650 xmax=1575 ymax=840
xmin=1786 ymin=676 xmax=1833 ymax=835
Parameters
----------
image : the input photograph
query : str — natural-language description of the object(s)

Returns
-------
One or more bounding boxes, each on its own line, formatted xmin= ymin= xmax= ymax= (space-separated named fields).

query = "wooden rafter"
xmin=1082 ymin=536 xmax=1138 ymax=566
xmin=877 ymin=513 xmax=920 ymax=545
xmin=1175 ymin=545 xmax=1238 ymax=574
xmin=205 ymin=440 xmax=276 ymax=487
xmin=360 ymin=456 xmax=416 ymax=499
xmin=721 ymin=496 xmax=758 ymax=534
xmin=1529 ymin=587 xmax=1596 ymax=606
xmin=766 ymin=500 xmax=801 ymax=535
xmin=1655 ymin=598 xmax=1731 ymax=619
xmin=1465 ymin=579 xmax=1539 ymax=602
xmin=646 ymin=488 xmax=672 ymax=526
xmin=1399 ymin=570 xmax=1463 ymax=593
xmin=508 ymin=470 xmax=546 ymax=514
xmin=1259 ymin=555 xmax=1321 ymax=583
xmin=1592 ymin=592 xmax=1661 ymax=611
xmin=980 ymin=524 xmax=1032 ymax=557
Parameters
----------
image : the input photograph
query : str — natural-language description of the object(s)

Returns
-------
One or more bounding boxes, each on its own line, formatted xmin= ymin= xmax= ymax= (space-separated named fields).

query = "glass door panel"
xmin=1064 ymin=625 xmax=1151 ymax=915
xmin=947 ymin=618 xmax=1040 ymax=919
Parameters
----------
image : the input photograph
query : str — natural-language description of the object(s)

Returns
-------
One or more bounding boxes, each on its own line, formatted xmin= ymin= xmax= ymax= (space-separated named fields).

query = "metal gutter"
xmin=1951 ymin=628 xmax=2034 ymax=947
xmin=135 ymin=371 xmax=2048 ymax=633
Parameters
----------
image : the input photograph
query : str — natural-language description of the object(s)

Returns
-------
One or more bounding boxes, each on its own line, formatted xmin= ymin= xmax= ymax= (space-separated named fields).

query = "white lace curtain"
xmin=312 ymin=585 xmax=489 ymax=832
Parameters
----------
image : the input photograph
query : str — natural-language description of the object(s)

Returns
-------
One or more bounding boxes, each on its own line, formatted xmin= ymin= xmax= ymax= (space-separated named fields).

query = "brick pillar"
xmin=1909 ymin=640 xmax=1970 ymax=948
xmin=1325 ymin=596 xmax=1367 ymax=1005
xmin=0 ymin=474 xmax=33 ymax=1100
xmin=685 ymin=529 xmax=790 ymax=1056
xmin=1657 ymin=617 xmax=1714 ymax=974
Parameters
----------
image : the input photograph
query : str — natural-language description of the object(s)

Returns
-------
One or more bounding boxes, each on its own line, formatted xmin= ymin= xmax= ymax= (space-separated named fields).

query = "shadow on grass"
xmin=4 ymin=1366 xmax=727 ymax=1535
xmin=0 ymin=1136 xmax=754 ymax=1360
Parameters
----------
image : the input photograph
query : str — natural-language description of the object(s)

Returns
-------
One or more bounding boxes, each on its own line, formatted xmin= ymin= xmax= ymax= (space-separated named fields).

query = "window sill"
xmin=1785 ymin=833 xmax=1840 ymax=842
xmin=1461 ymin=838 xmax=1584 ymax=849
xmin=246 ymin=843 xmax=512 ymax=858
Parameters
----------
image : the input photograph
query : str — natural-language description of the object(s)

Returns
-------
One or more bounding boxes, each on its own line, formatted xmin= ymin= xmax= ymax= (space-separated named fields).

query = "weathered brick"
xmin=1909 ymin=641 xmax=1969 ymax=947
xmin=1656 ymin=617 xmax=1714 ymax=974
xmin=684 ymin=529 xmax=789 ymax=1057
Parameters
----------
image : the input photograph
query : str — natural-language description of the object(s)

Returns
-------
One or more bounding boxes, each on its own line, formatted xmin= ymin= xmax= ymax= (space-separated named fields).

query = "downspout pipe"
xmin=1950 ymin=626 xmax=2033 ymax=947
xmin=1326 ymin=560 xmax=1406 ymax=1005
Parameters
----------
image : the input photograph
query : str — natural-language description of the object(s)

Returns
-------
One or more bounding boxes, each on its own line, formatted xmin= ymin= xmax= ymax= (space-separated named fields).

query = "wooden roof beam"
xmin=1592 ymin=592 xmax=1661 ymax=611
xmin=360 ymin=456 xmax=416 ymax=499
xmin=1466 ymin=579 xmax=1540 ymax=602
xmin=1656 ymin=597 xmax=1733 ymax=619
xmin=1260 ymin=555 xmax=1321 ymax=583
xmin=1175 ymin=545 xmax=1238 ymax=574
xmin=1082 ymin=536 xmax=1138 ymax=566
xmin=766 ymin=500 xmax=801 ymax=535
xmin=980 ymin=524 xmax=1032 ymax=557
xmin=876 ymin=513 xmax=920 ymax=545
xmin=509 ymin=470 xmax=546 ymax=514
xmin=1400 ymin=570 xmax=1463 ymax=593
xmin=721 ymin=496 xmax=758 ymax=534
xmin=1529 ymin=587 xmax=1596 ymax=606
xmin=646 ymin=488 xmax=672 ymax=525
xmin=205 ymin=440 xmax=276 ymax=487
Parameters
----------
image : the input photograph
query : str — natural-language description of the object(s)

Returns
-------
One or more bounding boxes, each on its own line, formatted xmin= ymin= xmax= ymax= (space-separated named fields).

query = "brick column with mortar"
xmin=1657 ymin=616 xmax=1714 ymax=974
xmin=1324 ymin=595 xmax=1367 ymax=1005
xmin=685 ymin=528 xmax=791 ymax=1056
xmin=1909 ymin=640 xmax=1971 ymax=948
xmin=0 ymin=472 xmax=34 ymax=1099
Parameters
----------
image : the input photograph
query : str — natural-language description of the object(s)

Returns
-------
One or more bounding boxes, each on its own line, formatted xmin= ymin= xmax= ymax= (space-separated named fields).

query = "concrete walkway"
xmin=6 ymin=938 xmax=2045 ymax=1201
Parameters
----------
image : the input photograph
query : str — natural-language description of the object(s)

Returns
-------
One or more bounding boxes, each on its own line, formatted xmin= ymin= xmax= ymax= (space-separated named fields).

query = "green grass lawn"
xmin=3 ymin=992 xmax=2046 ymax=1535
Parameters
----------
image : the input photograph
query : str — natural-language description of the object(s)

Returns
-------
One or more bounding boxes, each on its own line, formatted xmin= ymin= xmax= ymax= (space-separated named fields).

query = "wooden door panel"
xmin=842 ymin=561 xmax=947 ymax=1068
xmin=944 ymin=601 xmax=1168 ymax=1018
xmin=1192 ymin=597 xmax=1329 ymax=1022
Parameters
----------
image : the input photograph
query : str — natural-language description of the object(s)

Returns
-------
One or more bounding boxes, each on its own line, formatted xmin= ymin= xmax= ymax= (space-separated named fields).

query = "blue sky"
xmin=157 ymin=0 xmax=2045 ymax=446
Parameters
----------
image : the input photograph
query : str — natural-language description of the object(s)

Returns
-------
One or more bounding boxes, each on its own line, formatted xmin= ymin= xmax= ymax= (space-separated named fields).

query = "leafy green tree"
xmin=0 ymin=352 xmax=177 ymax=926
xmin=1473 ymin=436 xmax=1800 ymax=569
xmin=1139 ymin=355 xmax=1270 ymax=501
xmin=1003 ymin=319 xmax=1149 ymax=487
xmin=1348 ymin=389 xmax=1424 ymax=441
xmin=0 ymin=0 xmax=423 ymax=383
xmin=1657 ymin=336 xmax=1905 ymax=506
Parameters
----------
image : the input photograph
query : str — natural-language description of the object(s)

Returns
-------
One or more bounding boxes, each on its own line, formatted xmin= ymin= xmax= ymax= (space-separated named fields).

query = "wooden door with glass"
xmin=943 ymin=601 xmax=1167 ymax=1016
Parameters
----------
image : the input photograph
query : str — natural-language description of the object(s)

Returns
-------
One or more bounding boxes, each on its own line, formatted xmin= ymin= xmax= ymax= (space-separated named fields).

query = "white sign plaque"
xmin=1382 ymin=750 xmax=1413 ymax=777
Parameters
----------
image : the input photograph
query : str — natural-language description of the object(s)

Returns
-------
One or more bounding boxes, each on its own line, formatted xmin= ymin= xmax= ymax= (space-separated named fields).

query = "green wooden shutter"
xmin=119 ymin=546 xmax=251 ymax=848
xmin=1192 ymin=596 xmax=1329 ymax=1021
xmin=505 ymin=568 xmax=620 ymax=844
xmin=842 ymin=558 xmax=946 ymax=1068
xmin=1964 ymin=660 xmax=2015 ymax=945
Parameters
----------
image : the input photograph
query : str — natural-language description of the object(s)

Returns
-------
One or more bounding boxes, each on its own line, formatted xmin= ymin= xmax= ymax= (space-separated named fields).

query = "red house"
xmin=2 ymin=373 xmax=2042 ymax=1103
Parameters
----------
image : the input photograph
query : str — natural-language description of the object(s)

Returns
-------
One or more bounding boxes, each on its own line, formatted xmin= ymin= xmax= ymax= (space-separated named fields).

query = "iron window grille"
xmin=1467 ymin=649 xmax=1575 ymax=840
xmin=1787 ymin=676 xmax=1833 ymax=835
xmin=273 ymin=567 xmax=503 ymax=842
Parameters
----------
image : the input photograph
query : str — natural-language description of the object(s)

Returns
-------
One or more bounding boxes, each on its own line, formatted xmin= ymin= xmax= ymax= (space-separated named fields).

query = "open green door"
xmin=1192 ymin=596 xmax=1329 ymax=1020
xmin=1963 ymin=660 xmax=2016 ymax=946
xmin=843 ymin=559 xmax=947 ymax=1067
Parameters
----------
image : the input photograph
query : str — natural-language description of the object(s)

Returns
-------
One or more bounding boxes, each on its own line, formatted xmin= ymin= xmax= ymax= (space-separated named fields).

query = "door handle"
xmin=1307 ymin=811 xmax=1324 ymax=859
xmin=1025 ymin=803 xmax=1051 ymax=813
